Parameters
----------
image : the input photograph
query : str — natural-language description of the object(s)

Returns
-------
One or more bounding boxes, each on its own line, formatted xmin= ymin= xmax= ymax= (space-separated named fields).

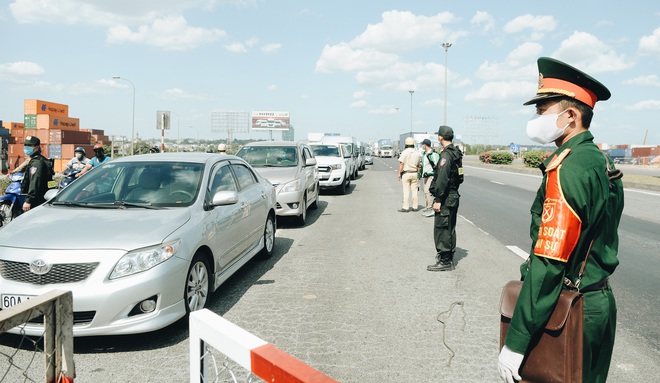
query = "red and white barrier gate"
xmin=189 ymin=309 xmax=339 ymax=382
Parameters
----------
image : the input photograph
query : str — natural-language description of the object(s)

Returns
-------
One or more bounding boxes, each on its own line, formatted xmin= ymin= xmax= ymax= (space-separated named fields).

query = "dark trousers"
xmin=434 ymin=194 xmax=459 ymax=260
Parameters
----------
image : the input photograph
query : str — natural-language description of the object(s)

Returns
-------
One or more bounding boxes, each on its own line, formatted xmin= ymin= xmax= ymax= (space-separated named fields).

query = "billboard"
xmin=251 ymin=111 xmax=290 ymax=131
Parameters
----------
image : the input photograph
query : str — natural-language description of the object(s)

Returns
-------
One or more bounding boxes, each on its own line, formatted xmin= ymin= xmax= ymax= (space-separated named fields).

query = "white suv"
xmin=309 ymin=143 xmax=351 ymax=194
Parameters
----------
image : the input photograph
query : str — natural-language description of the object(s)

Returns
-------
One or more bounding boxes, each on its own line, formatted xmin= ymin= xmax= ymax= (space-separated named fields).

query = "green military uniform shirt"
xmin=505 ymin=131 xmax=624 ymax=353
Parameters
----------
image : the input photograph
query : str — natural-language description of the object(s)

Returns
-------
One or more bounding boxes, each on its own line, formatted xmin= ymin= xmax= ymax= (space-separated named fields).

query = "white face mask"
xmin=76 ymin=153 xmax=84 ymax=160
xmin=526 ymin=109 xmax=569 ymax=144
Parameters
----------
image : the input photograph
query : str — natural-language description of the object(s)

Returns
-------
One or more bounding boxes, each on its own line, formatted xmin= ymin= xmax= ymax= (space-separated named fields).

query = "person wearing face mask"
xmin=65 ymin=147 xmax=90 ymax=172
xmin=77 ymin=143 xmax=111 ymax=177
xmin=497 ymin=57 xmax=624 ymax=383
xmin=20 ymin=135 xmax=54 ymax=211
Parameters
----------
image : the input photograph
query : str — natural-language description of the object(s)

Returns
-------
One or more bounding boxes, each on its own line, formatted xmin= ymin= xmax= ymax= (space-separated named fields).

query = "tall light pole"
xmin=112 ymin=76 xmax=136 ymax=155
xmin=441 ymin=42 xmax=452 ymax=125
xmin=408 ymin=90 xmax=414 ymax=137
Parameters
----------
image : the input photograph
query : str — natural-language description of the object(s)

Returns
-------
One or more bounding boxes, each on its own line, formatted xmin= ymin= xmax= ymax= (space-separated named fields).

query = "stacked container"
xmin=6 ymin=99 xmax=103 ymax=173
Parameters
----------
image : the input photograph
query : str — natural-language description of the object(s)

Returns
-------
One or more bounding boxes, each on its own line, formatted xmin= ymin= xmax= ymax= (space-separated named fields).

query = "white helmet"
xmin=217 ymin=143 xmax=226 ymax=152
xmin=404 ymin=137 xmax=415 ymax=146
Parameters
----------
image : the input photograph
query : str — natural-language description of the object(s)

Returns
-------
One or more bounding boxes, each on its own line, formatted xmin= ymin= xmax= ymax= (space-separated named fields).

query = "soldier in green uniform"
xmin=498 ymin=57 xmax=624 ymax=383
xmin=427 ymin=125 xmax=463 ymax=272
xmin=21 ymin=135 xmax=54 ymax=211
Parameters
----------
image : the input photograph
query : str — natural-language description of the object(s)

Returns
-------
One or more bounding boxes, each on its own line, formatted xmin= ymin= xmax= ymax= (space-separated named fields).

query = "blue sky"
xmin=1 ymin=0 xmax=659 ymax=147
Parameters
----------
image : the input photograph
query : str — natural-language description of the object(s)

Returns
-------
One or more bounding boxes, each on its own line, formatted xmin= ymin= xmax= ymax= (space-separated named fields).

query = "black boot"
xmin=427 ymin=260 xmax=454 ymax=271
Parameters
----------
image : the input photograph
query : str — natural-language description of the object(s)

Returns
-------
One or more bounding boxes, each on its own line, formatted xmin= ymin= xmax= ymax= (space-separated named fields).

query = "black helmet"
xmin=149 ymin=145 xmax=160 ymax=153
xmin=74 ymin=146 xmax=86 ymax=155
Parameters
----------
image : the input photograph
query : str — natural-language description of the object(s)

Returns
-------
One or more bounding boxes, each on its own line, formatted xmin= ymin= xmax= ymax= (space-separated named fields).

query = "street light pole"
xmin=112 ymin=76 xmax=136 ymax=155
xmin=408 ymin=90 xmax=414 ymax=137
xmin=441 ymin=42 xmax=452 ymax=125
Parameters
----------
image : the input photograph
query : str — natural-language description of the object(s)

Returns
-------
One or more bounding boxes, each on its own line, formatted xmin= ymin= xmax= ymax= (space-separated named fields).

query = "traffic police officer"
xmin=427 ymin=126 xmax=463 ymax=271
xmin=498 ymin=57 xmax=624 ymax=383
xmin=21 ymin=135 xmax=54 ymax=211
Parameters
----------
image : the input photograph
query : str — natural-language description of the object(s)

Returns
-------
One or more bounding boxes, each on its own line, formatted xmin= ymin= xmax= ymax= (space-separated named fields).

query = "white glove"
xmin=498 ymin=345 xmax=524 ymax=383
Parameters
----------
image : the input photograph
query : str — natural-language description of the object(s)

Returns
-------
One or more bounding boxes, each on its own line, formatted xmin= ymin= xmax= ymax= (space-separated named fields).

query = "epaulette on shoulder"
xmin=545 ymin=149 xmax=571 ymax=172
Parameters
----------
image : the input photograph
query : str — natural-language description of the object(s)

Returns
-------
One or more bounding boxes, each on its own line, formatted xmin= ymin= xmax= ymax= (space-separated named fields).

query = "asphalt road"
xmin=1 ymin=156 xmax=659 ymax=382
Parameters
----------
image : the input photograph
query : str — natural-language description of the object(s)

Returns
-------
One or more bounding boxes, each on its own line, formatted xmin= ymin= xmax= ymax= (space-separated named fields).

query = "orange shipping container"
xmin=53 ymin=159 xmax=65 ymax=173
xmin=35 ymin=130 xmax=51 ymax=144
xmin=11 ymin=127 xmax=25 ymax=142
xmin=36 ymin=114 xmax=80 ymax=131
xmin=24 ymin=99 xmax=69 ymax=117
xmin=61 ymin=144 xmax=94 ymax=161
xmin=2 ymin=121 xmax=24 ymax=130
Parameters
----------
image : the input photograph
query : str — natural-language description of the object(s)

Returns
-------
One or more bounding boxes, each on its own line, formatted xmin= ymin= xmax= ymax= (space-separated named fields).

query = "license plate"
xmin=320 ymin=175 xmax=329 ymax=180
xmin=1 ymin=294 xmax=35 ymax=309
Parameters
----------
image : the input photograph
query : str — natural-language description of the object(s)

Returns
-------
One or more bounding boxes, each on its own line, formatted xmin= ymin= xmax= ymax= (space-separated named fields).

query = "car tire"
xmin=184 ymin=254 xmax=210 ymax=314
xmin=259 ymin=213 xmax=276 ymax=259
xmin=338 ymin=174 xmax=349 ymax=195
xmin=296 ymin=194 xmax=307 ymax=226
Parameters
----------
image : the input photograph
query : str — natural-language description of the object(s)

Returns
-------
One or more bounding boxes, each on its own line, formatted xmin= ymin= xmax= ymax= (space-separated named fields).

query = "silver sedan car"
xmin=236 ymin=141 xmax=319 ymax=226
xmin=0 ymin=153 xmax=276 ymax=336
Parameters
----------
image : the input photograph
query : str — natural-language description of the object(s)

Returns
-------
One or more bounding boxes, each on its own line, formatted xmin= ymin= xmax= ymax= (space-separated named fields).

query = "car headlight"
xmin=280 ymin=179 xmax=301 ymax=193
xmin=110 ymin=240 xmax=181 ymax=279
xmin=329 ymin=164 xmax=342 ymax=170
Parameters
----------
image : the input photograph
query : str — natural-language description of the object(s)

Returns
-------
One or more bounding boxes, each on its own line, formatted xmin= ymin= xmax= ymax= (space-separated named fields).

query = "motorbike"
xmin=0 ymin=172 xmax=25 ymax=227
xmin=59 ymin=167 xmax=81 ymax=189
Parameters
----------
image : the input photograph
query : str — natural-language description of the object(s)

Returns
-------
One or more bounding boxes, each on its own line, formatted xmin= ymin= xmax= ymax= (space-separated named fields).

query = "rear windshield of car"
xmin=236 ymin=146 xmax=298 ymax=167
xmin=310 ymin=145 xmax=340 ymax=157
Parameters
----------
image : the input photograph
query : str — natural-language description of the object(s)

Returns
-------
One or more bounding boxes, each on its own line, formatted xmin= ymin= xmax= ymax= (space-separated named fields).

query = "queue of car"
xmin=0 ymin=142 xmax=372 ymax=336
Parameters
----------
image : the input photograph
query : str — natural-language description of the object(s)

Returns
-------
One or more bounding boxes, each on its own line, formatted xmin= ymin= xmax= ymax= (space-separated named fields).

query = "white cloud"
xmin=475 ymin=43 xmax=542 ymax=81
xmin=261 ymin=43 xmax=282 ymax=54
xmin=471 ymin=11 xmax=495 ymax=33
xmin=465 ymin=81 xmax=536 ymax=102
xmin=350 ymin=100 xmax=367 ymax=108
xmin=107 ymin=15 xmax=226 ymax=51
xmin=160 ymin=88 xmax=207 ymax=100
xmin=266 ymin=84 xmax=277 ymax=91
xmin=315 ymin=43 xmax=399 ymax=73
xmin=349 ymin=10 xmax=461 ymax=53
xmin=626 ymin=100 xmax=660 ymax=111
xmin=552 ymin=31 xmax=633 ymax=73
xmin=503 ymin=14 xmax=556 ymax=39
xmin=353 ymin=90 xmax=368 ymax=99
xmin=0 ymin=61 xmax=44 ymax=76
xmin=639 ymin=27 xmax=660 ymax=57
xmin=225 ymin=42 xmax=248 ymax=53
xmin=624 ymin=75 xmax=660 ymax=87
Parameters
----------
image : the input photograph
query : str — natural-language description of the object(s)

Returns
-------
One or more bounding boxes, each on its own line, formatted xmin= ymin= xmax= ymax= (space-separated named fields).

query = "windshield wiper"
xmin=112 ymin=201 xmax=163 ymax=210
xmin=51 ymin=201 xmax=115 ymax=209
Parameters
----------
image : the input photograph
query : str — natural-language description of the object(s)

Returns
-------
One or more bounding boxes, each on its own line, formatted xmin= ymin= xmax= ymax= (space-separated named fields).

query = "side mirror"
xmin=305 ymin=158 xmax=317 ymax=167
xmin=211 ymin=190 xmax=239 ymax=206
xmin=44 ymin=189 xmax=59 ymax=200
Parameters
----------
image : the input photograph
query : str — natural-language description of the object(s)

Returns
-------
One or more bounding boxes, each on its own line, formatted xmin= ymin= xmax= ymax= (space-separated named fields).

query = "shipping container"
xmin=53 ymin=158 xmax=66 ymax=173
xmin=0 ymin=128 xmax=9 ymax=137
xmin=632 ymin=147 xmax=653 ymax=157
xmin=24 ymin=99 xmax=69 ymax=117
xmin=11 ymin=127 xmax=25 ymax=142
xmin=1 ymin=121 xmax=24 ymax=130
xmin=48 ymin=145 xmax=62 ymax=159
xmin=61 ymin=144 xmax=93 ymax=160
xmin=49 ymin=129 xmax=91 ymax=145
xmin=24 ymin=114 xmax=37 ymax=129
xmin=34 ymin=130 xmax=50 ymax=144
xmin=36 ymin=114 xmax=80 ymax=131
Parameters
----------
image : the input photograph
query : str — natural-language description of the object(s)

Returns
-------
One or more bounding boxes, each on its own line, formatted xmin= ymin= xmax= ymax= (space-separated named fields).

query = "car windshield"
xmin=236 ymin=146 xmax=298 ymax=167
xmin=51 ymin=161 xmax=203 ymax=207
xmin=311 ymin=145 xmax=340 ymax=157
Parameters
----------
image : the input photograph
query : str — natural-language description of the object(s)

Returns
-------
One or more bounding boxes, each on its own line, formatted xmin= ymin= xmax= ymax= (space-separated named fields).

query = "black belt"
xmin=580 ymin=278 xmax=610 ymax=293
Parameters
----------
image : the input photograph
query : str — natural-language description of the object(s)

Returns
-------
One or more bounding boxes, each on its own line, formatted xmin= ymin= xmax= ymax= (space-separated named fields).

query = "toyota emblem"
xmin=30 ymin=259 xmax=52 ymax=275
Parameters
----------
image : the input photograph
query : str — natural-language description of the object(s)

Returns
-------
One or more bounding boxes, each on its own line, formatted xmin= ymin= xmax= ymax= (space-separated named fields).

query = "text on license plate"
xmin=1 ymin=294 xmax=35 ymax=309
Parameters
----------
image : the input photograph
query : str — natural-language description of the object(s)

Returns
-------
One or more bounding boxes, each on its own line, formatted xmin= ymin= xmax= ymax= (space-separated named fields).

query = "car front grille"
xmin=0 ymin=260 xmax=99 ymax=285
xmin=317 ymin=166 xmax=331 ymax=173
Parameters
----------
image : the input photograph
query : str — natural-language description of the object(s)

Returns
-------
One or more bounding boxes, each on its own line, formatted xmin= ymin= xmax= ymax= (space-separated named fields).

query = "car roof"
xmin=241 ymin=141 xmax=305 ymax=148
xmin=109 ymin=152 xmax=240 ymax=164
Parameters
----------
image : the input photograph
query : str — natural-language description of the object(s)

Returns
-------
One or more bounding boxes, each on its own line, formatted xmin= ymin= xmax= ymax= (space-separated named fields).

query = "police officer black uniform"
xmin=427 ymin=125 xmax=463 ymax=272
xmin=21 ymin=135 xmax=54 ymax=211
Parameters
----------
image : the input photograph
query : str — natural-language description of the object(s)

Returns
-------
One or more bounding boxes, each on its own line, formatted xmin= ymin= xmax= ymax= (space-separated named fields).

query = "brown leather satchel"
xmin=499 ymin=280 xmax=583 ymax=383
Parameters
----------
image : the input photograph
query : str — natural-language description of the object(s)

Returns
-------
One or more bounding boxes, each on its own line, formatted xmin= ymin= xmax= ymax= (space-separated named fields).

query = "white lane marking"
xmin=464 ymin=165 xmax=542 ymax=179
xmin=491 ymin=181 xmax=504 ymax=185
xmin=506 ymin=245 xmax=530 ymax=260
xmin=625 ymin=188 xmax=660 ymax=197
